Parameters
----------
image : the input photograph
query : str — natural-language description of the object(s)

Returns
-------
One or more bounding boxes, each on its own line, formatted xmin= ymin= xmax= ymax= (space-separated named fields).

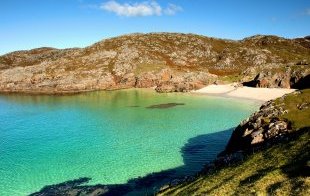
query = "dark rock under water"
xmin=146 ymin=103 xmax=185 ymax=109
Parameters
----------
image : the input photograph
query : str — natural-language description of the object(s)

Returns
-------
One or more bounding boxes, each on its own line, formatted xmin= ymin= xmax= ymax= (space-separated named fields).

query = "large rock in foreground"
xmin=224 ymin=90 xmax=310 ymax=154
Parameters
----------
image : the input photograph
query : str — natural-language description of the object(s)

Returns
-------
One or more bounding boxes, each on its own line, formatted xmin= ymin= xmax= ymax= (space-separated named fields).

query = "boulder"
xmin=224 ymin=99 xmax=292 ymax=153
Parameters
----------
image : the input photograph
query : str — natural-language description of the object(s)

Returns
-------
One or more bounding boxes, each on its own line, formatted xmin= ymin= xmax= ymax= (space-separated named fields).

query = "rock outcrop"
xmin=223 ymin=90 xmax=310 ymax=154
xmin=155 ymin=70 xmax=217 ymax=93
xmin=0 ymin=33 xmax=309 ymax=94
xmin=224 ymin=99 xmax=292 ymax=153
xmin=242 ymin=67 xmax=310 ymax=89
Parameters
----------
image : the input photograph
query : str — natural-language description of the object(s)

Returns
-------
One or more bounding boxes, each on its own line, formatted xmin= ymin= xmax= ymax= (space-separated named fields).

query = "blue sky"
xmin=1 ymin=0 xmax=310 ymax=55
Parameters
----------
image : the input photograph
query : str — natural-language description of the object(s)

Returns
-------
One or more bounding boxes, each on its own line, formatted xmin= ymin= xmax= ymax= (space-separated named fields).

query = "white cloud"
xmin=164 ymin=3 xmax=182 ymax=15
xmin=306 ymin=8 xmax=310 ymax=15
xmin=100 ymin=1 xmax=182 ymax=17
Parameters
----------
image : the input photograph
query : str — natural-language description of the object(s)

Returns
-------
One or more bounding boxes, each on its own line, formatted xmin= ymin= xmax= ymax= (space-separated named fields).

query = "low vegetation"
xmin=279 ymin=89 xmax=310 ymax=129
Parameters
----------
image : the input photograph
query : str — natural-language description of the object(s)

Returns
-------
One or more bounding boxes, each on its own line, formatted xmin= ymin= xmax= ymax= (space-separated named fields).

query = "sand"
xmin=193 ymin=84 xmax=296 ymax=102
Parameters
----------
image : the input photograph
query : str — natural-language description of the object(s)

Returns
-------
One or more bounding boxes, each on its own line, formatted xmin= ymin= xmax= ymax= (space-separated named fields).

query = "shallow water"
xmin=0 ymin=89 xmax=259 ymax=195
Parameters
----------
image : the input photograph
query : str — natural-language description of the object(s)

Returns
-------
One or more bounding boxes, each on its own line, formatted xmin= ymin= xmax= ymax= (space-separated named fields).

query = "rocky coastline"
xmin=1 ymin=33 xmax=309 ymax=94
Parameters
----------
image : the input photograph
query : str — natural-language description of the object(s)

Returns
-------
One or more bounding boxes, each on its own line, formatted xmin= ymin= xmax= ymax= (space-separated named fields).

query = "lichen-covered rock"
xmin=155 ymin=71 xmax=217 ymax=93
xmin=0 ymin=33 xmax=309 ymax=94
xmin=224 ymin=98 xmax=293 ymax=153
xmin=135 ymin=72 xmax=158 ymax=88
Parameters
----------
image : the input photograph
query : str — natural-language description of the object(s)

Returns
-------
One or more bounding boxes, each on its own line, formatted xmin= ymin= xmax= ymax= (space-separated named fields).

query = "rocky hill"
xmin=0 ymin=33 xmax=309 ymax=94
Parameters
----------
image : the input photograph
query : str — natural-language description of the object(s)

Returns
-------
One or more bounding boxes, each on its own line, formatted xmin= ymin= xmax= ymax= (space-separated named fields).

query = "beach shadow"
xmin=29 ymin=128 xmax=234 ymax=196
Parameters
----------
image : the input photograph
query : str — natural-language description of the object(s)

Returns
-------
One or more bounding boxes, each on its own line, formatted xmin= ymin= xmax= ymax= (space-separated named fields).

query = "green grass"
xmin=218 ymin=74 xmax=243 ymax=83
xmin=159 ymin=90 xmax=310 ymax=196
xmin=159 ymin=130 xmax=310 ymax=196
xmin=134 ymin=63 xmax=167 ymax=75
xmin=277 ymin=89 xmax=310 ymax=130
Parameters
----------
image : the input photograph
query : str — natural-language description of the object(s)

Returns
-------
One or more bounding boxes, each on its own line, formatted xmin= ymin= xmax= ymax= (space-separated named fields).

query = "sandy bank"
xmin=193 ymin=84 xmax=296 ymax=102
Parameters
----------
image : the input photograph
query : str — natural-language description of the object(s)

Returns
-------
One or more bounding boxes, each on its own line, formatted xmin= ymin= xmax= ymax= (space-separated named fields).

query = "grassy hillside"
xmin=159 ymin=90 xmax=310 ymax=195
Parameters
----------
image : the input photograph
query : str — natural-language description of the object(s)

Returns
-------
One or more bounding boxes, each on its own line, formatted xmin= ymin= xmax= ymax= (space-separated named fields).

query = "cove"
xmin=0 ymin=89 xmax=258 ymax=195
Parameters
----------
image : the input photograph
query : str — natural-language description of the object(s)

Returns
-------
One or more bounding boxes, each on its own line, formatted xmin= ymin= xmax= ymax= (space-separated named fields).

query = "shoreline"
xmin=192 ymin=84 xmax=296 ymax=102
xmin=0 ymin=85 xmax=296 ymax=107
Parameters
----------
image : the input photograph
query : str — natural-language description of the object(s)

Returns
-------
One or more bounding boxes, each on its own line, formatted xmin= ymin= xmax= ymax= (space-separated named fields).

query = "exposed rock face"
xmin=242 ymin=67 xmax=310 ymax=89
xmin=135 ymin=72 xmax=158 ymax=88
xmin=291 ymin=73 xmax=310 ymax=89
xmin=0 ymin=33 xmax=309 ymax=93
xmin=224 ymin=96 xmax=295 ymax=154
xmin=245 ymin=71 xmax=291 ymax=88
xmin=155 ymin=70 xmax=217 ymax=93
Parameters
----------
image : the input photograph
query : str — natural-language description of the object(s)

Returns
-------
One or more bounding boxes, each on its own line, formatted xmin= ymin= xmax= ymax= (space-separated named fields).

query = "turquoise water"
xmin=0 ymin=89 xmax=258 ymax=195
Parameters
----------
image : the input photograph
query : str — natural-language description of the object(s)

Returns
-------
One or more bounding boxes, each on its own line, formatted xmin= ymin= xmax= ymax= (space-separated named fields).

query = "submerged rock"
xmin=29 ymin=177 xmax=132 ymax=196
xmin=146 ymin=103 xmax=185 ymax=109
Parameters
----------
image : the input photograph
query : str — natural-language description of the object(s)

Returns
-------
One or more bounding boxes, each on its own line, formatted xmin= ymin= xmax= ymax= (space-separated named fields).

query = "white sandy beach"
xmin=193 ymin=84 xmax=296 ymax=102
